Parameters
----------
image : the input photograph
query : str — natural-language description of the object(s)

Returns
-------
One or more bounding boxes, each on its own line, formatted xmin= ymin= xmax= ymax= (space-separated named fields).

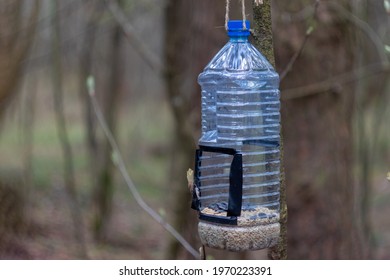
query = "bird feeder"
xmin=191 ymin=20 xmax=280 ymax=252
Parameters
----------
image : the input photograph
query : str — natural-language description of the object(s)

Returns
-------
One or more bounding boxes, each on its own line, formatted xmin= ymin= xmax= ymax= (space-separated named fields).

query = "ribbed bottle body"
xmin=197 ymin=39 xmax=280 ymax=222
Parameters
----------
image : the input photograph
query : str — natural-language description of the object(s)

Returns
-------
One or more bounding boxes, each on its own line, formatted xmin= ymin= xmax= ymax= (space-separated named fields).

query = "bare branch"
xmin=103 ymin=0 xmax=164 ymax=74
xmin=86 ymin=77 xmax=199 ymax=259
xmin=279 ymin=29 xmax=311 ymax=81
xmin=324 ymin=1 xmax=389 ymax=66
xmin=280 ymin=1 xmax=320 ymax=81
xmin=282 ymin=63 xmax=390 ymax=100
xmin=280 ymin=0 xmax=389 ymax=97
xmin=278 ymin=0 xmax=390 ymax=66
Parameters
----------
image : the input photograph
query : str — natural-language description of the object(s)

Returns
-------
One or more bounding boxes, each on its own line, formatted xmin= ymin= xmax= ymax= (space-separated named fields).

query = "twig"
xmin=279 ymin=0 xmax=389 ymax=66
xmin=280 ymin=27 xmax=316 ymax=81
xmin=279 ymin=0 xmax=390 ymax=85
xmin=324 ymin=1 xmax=389 ymax=66
xmin=279 ymin=1 xmax=319 ymax=81
xmin=103 ymin=0 xmax=163 ymax=74
xmin=86 ymin=76 xmax=198 ymax=259
xmin=282 ymin=62 xmax=390 ymax=100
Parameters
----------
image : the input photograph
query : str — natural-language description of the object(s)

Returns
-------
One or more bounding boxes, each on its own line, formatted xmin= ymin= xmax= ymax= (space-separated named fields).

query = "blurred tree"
xmin=78 ymin=0 xmax=102 ymax=220
xmin=164 ymin=0 xmax=226 ymax=259
xmin=0 ymin=0 xmax=39 ymax=259
xmin=0 ymin=0 xmax=40 ymax=117
xmin=0 ymin=170 xmax=30 ymax=258
xmin=50 ymin=0 xmax=88 ymax=258
xmin=92 ymin=3 xmax=124 ymax=242
xmin=273 ymin=0 xmax=369 ymax=259
xmin=353 ymin=0 xmax=390 ymax=258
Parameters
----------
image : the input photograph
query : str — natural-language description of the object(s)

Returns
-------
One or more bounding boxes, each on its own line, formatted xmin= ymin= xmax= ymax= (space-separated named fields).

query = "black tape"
xmin=227 ymin=153 xmax=242 ymax=217
xmin=193 ymin=145 xmax=243 ymax=224
xmin=198 ymin=145 xmax=236 ymax=155
xmin=199 ymin=213 xmax=237 ymax=225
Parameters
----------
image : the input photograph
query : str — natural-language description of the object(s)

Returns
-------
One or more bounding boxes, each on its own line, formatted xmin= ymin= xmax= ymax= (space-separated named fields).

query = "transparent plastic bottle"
xmin=195 ymin=20 xmax=280 ymax=251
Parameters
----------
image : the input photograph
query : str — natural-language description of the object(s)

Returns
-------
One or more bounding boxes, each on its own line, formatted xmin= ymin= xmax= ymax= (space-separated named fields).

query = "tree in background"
xmin=92 ymin=17 xmax=124 ymax=243
xmin=164 ymin=0 xmax=228 ymax=259
xmin=165 ymin=0 xmax=389 ymax=259
xmin=0 ymin=0 xmax=40 ymax=258
xmin=0 ymin=0 xmax=40 ymax=117
xmin=1 ymin=0 xmax=388 ymax=260
xmin=271 ymin=0 xmax=389 ymax=258
xmin=352 ymin=0 xmax=389 ymax=258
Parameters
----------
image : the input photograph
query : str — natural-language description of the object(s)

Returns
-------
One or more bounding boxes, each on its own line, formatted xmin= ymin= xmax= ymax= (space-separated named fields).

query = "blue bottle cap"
xmin=228 ymin=20 xmax=250 ymax=37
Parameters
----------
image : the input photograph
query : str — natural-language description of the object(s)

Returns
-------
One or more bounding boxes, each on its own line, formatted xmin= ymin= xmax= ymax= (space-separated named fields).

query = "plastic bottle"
xmin=194 ymin=20 xmax=280 ymax=251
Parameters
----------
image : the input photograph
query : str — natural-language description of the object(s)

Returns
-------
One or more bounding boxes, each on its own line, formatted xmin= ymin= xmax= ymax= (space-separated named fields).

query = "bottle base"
xmin=198 ymin=221 xmax=280 ymax=252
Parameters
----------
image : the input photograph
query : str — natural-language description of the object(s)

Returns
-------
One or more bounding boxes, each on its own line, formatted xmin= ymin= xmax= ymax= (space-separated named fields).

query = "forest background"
xmin=0 ymin=0 xmax=389 ymax=260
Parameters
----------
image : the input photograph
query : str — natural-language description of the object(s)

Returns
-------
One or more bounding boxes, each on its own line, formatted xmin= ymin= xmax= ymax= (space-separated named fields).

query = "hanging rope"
xmin=225 ymin=0 xmax=230 ymax=30
xmin=225 ymin=0 xmax=264 ymax=31
xmin=241 ymin=0 xmax=247 ymax=29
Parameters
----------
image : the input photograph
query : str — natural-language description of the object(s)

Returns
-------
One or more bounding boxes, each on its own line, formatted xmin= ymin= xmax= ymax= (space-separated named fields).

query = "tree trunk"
xmin=353 ymin=0 xmax=390 ymax=258
xmin=273 ymin=0 xmax=365 ymax=259
xmin=252 ymin=0 xmax=287 ymax=260
xmin=0 ymin=0 xmax=40 ymax=117
xmin=78 ymin=0 xmax=101 ymax=207
xmin=164 ymin=0 xmax=226 ymax=259
xmin=92 ymin=17 xmax=123 ymax=243
xmin=50 ymin=0 xmax=88 ymax=259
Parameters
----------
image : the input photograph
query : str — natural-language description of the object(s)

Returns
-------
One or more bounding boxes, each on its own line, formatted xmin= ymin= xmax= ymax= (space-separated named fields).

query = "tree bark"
xmin=252 ymin=0 xmax=287 ymax=260
xmin=273 ymin=0 xmax=365 ymax=259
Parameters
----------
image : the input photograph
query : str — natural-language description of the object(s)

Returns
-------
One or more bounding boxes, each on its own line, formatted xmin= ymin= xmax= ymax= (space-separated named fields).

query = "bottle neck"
xmin=229 ymin=35 xmax=249 ymax=42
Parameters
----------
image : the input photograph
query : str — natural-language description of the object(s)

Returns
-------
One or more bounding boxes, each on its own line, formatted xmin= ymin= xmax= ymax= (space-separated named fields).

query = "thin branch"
xmin=279 ymin=0 xmax=389 ymax=83
xmin=86 ymin=77 xmax=198 ymax=259
xmin=282 ymin=63 xmax=390 ymax=100
xmin=277 ymin=0 xmax=390 ymax=66
xmin=279 ymin=0 xmax=320 ymax=81
xmin=103 ymin=0 xmax=163 ymax=74
xmin=324 ymin=0 xmax=389 ymax=66
xmin=279 ymin=31 xmax=310 ymax=81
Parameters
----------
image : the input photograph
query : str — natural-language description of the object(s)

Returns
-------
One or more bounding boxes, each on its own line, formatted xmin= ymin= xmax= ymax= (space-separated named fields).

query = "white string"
xmin=241 ymin=0 xmax=247 ymax=29
xmin=225 ymin=0 xmax=230 ymax=30
xmin=225 ymin=0 xmax=264 ymax=31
